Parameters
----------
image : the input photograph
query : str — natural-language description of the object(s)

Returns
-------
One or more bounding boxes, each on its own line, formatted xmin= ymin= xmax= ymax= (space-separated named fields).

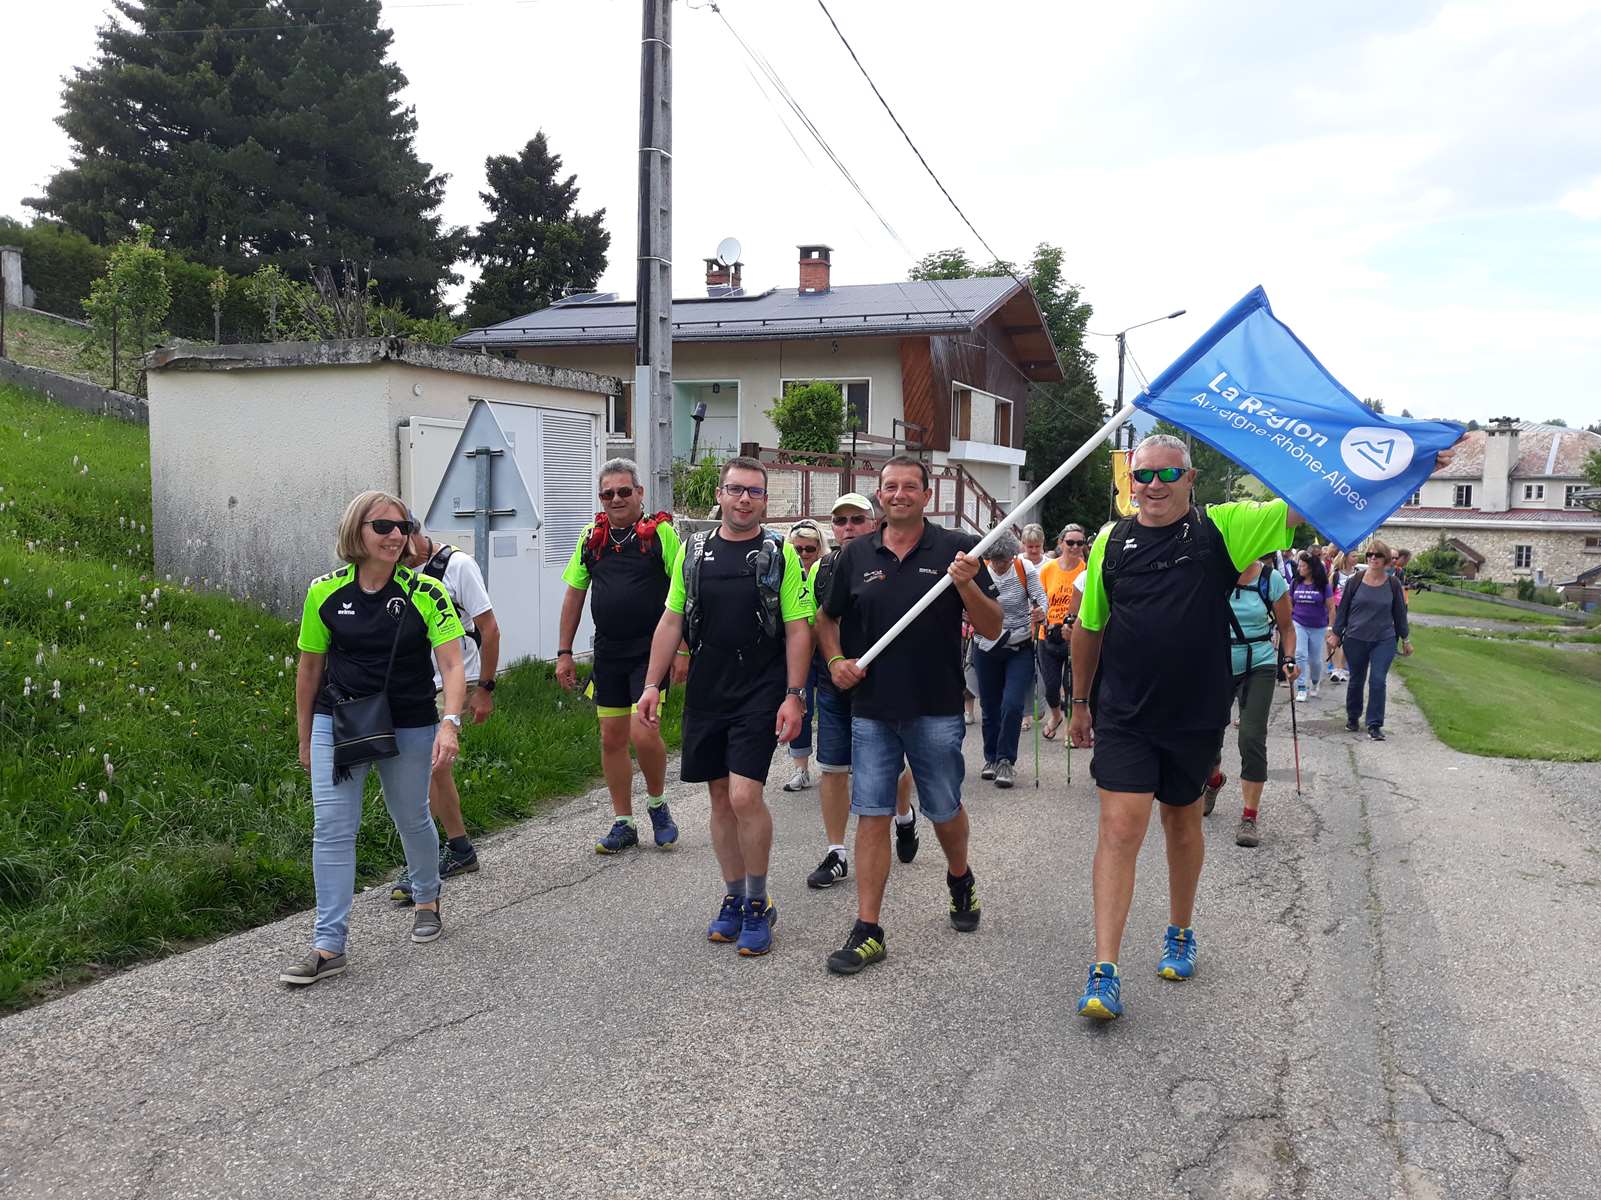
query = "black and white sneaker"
xmin=994 ymin=760 xmax=1015 ymax=789
xmin=1345 ymin=719 xmax=1361 ymax=733
xmin=895 ymin=812 xmax=920 ymax=864
xmin=279 ymin=951 xmax=346 ymax=987
xmin=807 ymin=849 xmax=849 ymax=890
xmin=1367 ymin=726 xmax=1386 ymax=742
xmin=980 ymin=761 xmax=998 ymax=781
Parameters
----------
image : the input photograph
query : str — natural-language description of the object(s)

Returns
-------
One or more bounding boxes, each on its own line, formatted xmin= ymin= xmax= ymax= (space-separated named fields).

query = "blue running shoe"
xmin=1158 ymin=924 xmax=1198 ymax=980
xmin=647 ymin=802 xmax=679 ymax=850
xmin=1077 ymin=962 xmax=1122 ymax=1020
xmin=737 ymin=896 xmax=777 ymax=957
xmin=595 ymin=819 xmax=639 ymax=855
xmin=708 ymin=893 xmax=744 ymax=943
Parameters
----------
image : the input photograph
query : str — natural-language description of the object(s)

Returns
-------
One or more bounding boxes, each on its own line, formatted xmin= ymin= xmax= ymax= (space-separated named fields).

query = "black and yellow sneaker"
xmin=826 ymin=921 xmax=887 ymax=975
xmin=948 ymin=869 xmax=981 ymax=932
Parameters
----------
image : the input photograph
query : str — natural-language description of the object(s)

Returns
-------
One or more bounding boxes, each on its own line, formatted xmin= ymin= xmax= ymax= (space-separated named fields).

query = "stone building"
xmin=1377 ymin=419 xmax=1601 ymax=584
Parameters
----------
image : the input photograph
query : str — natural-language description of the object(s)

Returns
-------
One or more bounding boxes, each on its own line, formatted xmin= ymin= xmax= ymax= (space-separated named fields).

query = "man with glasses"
xmin=1069 ymin=435 xmax=1300 ymax=1021
xmin=816 ymin=456 xmax=1002 ymax=975
xmin=638 ymin=457 xmax=813 ymax=957
xmin=557 ymin=458 xmax=682 ymax=855
xmin=804 ymin=493 xmax=920 ymax=890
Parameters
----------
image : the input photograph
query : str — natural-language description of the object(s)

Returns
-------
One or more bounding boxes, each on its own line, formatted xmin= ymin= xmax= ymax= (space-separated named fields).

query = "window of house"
xmin=1514 ymin=544 xmax=1533 ymax=570
xmin=994 ymin=398 xmax=1013 ymax=446
xmin=782 ymin=378 xmax=870 ymax=433
xmin=1523 ymin=483 xmax=1545 ymax=501
xmin=607 ymin=385 xmax=632 ymax=440
xmin=1407 ymin=489 xmax=1422 ymax=506
xmin=1453 ymin=484 xmax=1474 ymax=507
xmin=1584 ymin=536 xmax=1601 ymax=553
xmin=1567 ymin=484 xmax=1588 ymax=508
xmin=952 ymin=387 xmax=973 ymax=440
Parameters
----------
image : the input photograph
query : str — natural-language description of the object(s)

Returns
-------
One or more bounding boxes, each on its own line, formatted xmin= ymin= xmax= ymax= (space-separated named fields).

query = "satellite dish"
xmin=716 ymin=236 xmax=742 ymax=266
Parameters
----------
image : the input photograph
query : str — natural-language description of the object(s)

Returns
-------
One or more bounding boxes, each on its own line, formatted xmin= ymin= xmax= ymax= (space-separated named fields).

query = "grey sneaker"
xmin=1235 ymin=817 xmax=1261 ymax=848
xmin=782 ymin=769 xmax=812 ymax=793
xmin=994 ymin=759 xmax=1015 ymax=789
xmin=411 ymin=905 xmax=442 ymax=943
xmin=279 ymin=951 xmax=347 ymax=986
xmin=980 ymin=761 xmax=998 ymax=781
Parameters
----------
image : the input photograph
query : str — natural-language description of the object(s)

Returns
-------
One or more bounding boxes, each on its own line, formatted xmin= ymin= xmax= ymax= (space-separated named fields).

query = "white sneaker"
xmin=1310 ymin=683 xmax=1320 ymax=698
xmin=782 ymin=769 xmax=812 ymax=792
xmin=1296 ymin=689 xmax=1308 ymax=703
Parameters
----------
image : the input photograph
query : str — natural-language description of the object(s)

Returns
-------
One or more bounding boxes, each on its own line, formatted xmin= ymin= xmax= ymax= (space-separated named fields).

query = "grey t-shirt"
xmin=1345 ymin=579 xmax=1400 ymax=643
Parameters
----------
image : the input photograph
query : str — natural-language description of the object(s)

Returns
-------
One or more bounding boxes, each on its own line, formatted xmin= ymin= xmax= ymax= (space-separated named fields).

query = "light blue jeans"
xmin=309 ymin=714 xmax=441 ymax=954
xmin=1293 ymin=621 xmax=1328 ymax=688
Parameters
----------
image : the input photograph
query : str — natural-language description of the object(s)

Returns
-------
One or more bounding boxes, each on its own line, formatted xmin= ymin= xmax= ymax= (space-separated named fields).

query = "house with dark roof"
xmin=453 ymin=245 xmax=1063 ymax=514
xmin=1376 ymin=419 xmax=1601 ymax=584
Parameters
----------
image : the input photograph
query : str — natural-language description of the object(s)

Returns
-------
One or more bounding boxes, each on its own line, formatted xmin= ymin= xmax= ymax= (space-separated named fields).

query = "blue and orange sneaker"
xmin=647 ymin=802 xmax=679 ymax=849
xmin=1077 ymin=962 xmax=1122 ymax=1020
xmin=708 ymin=893 xmax=744 ymax=943
xmin=737 ymin=896 xmax=777 ymax=957
xmin=1158 ymin=924 xmax=1198 ymax=980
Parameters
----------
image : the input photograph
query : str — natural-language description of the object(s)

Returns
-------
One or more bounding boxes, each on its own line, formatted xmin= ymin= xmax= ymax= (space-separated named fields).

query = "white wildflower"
xmin=46 ymin=586 xmax=53 ymax=599
xmin=78 ymin=703 xmax=86 ymax=714
xmin=64 ymin=600 xmax=72 ymax=610
xmin=189 ymin=661 xmax=197 ymax=671
xmin=50 ymin=644 xmax=57 ymax=656
xmin=73 ymin=455 xmax=79 ymax=466
xmin=152 ymin=588 xmax=161 ymax=602
xmin=177 ymin=661 xmax=185 ymax=672
xmin=163 ymin=621 xmax=171 ymax=632
xmin=24 ymin=676 xmax=32 ymax=687
xmin=35 ymin=652 xmax=44 ymax=667
xmin=98 ymin=790 xmax=108 ymax=804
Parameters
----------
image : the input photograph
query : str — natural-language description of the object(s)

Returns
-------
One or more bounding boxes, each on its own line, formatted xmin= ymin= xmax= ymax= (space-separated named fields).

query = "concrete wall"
xmin=0 ymin=356 xmax=147 ymax=423
xmin=1376 ymin=522 xmax=1601 ymax=585
xmin=148 ymin=360 xmax=607 ymax=616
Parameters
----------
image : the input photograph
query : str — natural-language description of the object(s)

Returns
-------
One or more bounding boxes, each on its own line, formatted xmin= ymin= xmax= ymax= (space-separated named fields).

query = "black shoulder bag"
xmin=330 ymin=582 xmax=412 ymax=783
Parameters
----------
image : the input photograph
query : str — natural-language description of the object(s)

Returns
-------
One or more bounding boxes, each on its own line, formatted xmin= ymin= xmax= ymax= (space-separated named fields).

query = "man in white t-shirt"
xmin=391 ymin=520 xmax=501 ymax=898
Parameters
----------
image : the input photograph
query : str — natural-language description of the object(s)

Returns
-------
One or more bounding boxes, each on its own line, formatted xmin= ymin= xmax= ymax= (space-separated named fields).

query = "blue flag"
xmin=1133 ymin=287 xmax=1463 ymax=550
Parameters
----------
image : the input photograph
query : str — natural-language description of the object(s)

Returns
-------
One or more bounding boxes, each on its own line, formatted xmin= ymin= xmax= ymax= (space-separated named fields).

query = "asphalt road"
xmin=5 ymin=681 xmax=1599 ymax=1199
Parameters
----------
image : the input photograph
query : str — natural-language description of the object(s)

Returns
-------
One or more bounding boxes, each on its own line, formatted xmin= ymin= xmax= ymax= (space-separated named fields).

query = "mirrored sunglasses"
xmin=1130 ymin=466 xmax=1186 ymax=484
xmin=599 ymin=486 xmax=636 ymax=501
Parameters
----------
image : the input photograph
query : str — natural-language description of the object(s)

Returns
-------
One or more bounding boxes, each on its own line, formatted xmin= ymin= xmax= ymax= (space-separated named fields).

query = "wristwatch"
xmin=441 ymin=713 xmax=462 ymax=728
xmin=785 ymin=687 xmax=806 ymax=698
xmin=477 ymin=680 xmax=496 ymax=692
xmin=1070 ymin=698 xmax=1090 ymax=706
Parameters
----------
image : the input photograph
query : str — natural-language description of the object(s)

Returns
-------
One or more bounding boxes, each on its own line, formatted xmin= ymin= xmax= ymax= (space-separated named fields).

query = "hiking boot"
xmin=708 ymin=893 xmax=744 ymax=943
xmin=1235 ymin=816 xmax=1261 ymax=848
xmin=595 ymin=819 xmax=639 ymax=855
xmin=279 ymin=951 xmax=347 ymax=987
xmin=1368 ymin=726 xmax=1386 ymax=742
xmin=390 ymin=871 xmax=415 ymax=906
xmin=980 ymin=761 xmax=998 ymax=781
xmin=439 ymin=842 xmax=479 ymax=879
xmin=1202 ymin=770 xmax=1226 ymax=816
xmin=411 ymin=904 xmax=442 ymax=944
xmin=647 ymin=802 xmax=679 ymax=849
xmin=782 ymin=769 xmax=813 ymax=793
xmin=736 ymin=897 xmax=777 ymax=957
xmin=1158 ymin=924 xmax=1197 ymax=980
xmin=1345 ymin=719 xmax=1360 ymax=733
xmin=895 ymin=812 xmax=920 ymax=864
xmin=807 ymin=849 xmax=849 ymax=889
xmin=994 ymin=760 xmax=1015 ymax=789
xmin=948 ymin=871 xmax=981 ymax=933
xmin=826 ymin=921 xmax=887 ymax=975
xmin=1077 ymin=962 xmax=1122 ymax=1020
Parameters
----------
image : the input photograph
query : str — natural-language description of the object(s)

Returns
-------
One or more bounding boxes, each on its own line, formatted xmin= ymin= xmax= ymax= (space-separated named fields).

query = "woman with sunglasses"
xmin=781 ymin=520 xmax=828 ymax=793
xmin=1034 ymin=524 xmax=1088 ymax=740
xmin=281 ymin=491 xmax=466 ymax=986
xmin=1327 ymin=540 xmax=1411 ymax=741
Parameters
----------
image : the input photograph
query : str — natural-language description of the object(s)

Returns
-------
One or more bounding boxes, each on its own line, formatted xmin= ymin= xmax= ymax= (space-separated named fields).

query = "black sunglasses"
xmin=367 ymin=519 xmax=414 ymax=536
xmin=1131 ymin=466 xmax=1186 ymax=484
xmin=599 ymin=486 xmax=636 ymax=501
xmin=832 ymin=514 xmax=871 ymax=526
xmin=1062 ymin=538 xmax=1087 ymax=547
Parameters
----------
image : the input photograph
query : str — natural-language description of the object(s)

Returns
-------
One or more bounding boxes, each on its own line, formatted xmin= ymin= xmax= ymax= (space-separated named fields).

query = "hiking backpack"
xmin=418 ymin=543 xmax=482 ymax=646
xmin=681 ymin=527 xmax=787 ymax=652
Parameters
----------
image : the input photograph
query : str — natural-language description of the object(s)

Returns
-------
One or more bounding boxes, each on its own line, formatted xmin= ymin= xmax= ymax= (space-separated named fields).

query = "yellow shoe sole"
xmin=1078 ymin=998 xmax=1119 ymax=1020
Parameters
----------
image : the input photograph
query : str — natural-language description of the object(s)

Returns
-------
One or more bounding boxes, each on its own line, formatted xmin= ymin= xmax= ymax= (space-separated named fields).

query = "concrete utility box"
xmin=145 ymin=338 xmax=620 ymax=664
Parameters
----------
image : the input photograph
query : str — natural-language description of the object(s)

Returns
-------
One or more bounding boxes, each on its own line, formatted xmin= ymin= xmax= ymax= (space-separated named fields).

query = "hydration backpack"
xmin=580 ymin=509 xmax=674 ymax=570
xmin=682 ymin=527 xmax=787 ymax=652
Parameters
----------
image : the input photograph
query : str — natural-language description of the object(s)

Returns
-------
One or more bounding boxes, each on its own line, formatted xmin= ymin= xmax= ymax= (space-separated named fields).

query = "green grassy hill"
xmin=0 ymin=383 xmax=678 ymax=1010
xmin=2 ymin=308 xmax=110 ymax=388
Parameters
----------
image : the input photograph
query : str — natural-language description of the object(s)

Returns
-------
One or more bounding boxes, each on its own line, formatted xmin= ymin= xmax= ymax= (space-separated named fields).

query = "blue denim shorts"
xmin=815 ymin=686 xmax=853 ymax=773
xmin=850 ymin=714 xmax=966 ymax=823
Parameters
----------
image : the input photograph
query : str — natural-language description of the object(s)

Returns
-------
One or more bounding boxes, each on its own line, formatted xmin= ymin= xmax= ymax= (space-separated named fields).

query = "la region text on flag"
xmin=1132 ymin=287 xmax=1463 ymax=550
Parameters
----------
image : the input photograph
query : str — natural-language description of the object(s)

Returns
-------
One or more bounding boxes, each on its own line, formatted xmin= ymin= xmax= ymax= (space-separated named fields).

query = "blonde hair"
xmin=1365 ymin=538 xmax=1392 ymax=561
xmin=788 ymin=519 xmax=828 ymax=550
xmin=336 ymin=490 xmax=409 ymax=563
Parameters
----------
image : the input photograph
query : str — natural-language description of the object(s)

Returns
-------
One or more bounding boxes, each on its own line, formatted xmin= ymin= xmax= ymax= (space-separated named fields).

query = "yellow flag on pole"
xmin=1111 ymin=448 xmax=1139 ymax=517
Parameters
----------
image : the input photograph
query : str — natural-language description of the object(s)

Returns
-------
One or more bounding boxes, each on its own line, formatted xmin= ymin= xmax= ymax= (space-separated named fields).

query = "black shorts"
xmin=589 ymin=651 xmax=666 ymax=715
xmin=1090 ymin=723 xmax=1225 ymax=807
xmin=680 ymin=705 xmax=780 ymax=785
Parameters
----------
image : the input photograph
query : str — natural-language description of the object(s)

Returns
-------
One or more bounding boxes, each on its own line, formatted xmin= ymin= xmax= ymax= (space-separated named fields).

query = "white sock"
xmin=894 ymin=810 xmax=915 ymax=826
xmin=828 ymin=843 xmax=848 ymax=863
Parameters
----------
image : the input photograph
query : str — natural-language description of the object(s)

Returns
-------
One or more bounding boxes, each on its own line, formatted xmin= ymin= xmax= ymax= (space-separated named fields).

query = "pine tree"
xmin=462 ymin=132 xmax=610 ymax=328
xmin=28 ymin=0 xmax=462 ymax=314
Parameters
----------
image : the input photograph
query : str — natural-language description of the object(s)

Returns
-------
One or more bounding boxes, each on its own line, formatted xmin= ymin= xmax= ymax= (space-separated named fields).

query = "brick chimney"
xmin=1480 ymin=416 xmax=1520 ymax=513
xmin=704 ymin=258 xmax=743 ymax=296
xmin=798 ymin=244 xmax=833 ymax=294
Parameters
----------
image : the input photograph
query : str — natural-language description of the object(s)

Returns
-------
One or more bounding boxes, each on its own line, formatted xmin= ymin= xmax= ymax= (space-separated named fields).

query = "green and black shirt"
xmin=297 ymin=563 xmax=465 ymax=727
xmin=561 ymin=520 xmax=682 ymax=657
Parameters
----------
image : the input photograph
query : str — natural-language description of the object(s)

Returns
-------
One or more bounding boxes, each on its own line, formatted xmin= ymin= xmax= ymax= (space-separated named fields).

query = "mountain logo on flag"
xmin=1339 ymin=426 xmax=1415 ymax=482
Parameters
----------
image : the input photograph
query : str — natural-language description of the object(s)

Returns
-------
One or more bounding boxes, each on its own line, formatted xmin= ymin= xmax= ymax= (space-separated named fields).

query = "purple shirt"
xmin=1290 ymin=581 xmax=1332 ymax=628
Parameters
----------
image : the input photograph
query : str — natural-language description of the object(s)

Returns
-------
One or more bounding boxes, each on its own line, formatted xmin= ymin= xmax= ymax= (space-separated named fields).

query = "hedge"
xmin=0 ymin=217 xmax=108 ymax=318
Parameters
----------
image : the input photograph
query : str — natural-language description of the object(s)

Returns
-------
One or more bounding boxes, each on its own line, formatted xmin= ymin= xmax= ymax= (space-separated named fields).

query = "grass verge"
xmin=2 ymin=307 xmax=109 ymax=388
xmin=1395 ymin=627 xmax=1601 ymax=761
xmin=1407 ymin=589 xmax=1568 ymax=625
xmin=0 ymin=383 xmax=680 ymax=1010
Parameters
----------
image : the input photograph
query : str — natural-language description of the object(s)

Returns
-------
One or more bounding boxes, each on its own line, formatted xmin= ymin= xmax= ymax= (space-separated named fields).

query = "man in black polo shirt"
xmin=557 ymin=458 xmax=682 ymax=855
xmin=816 ymin=456 xmax=1002 ymax=975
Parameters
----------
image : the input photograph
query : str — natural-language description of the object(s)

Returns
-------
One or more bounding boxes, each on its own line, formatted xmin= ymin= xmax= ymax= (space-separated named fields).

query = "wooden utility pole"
xmin=634 ymin=0 xmax=674 ymax=509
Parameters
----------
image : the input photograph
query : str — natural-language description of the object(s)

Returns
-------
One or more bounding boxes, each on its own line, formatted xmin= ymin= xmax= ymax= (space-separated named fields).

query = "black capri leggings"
xmin=1036 ymin=637 xmax=1071 ymax=712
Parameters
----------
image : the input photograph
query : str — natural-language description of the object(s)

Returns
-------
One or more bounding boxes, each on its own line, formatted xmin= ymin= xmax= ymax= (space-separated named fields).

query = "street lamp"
xmin=1094 ymin=308 xmax=1185 ymax=515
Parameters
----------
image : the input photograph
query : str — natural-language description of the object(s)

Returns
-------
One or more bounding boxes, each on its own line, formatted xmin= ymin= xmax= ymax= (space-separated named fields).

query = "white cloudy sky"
xmin=5 ymin=0 xmax=1601 ymax=426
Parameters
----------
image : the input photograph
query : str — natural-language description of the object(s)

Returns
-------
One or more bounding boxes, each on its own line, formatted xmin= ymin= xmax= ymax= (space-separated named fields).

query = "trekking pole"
xmin=1033 ymin=685 xmax=1040 ymax=789
xmin=1282 ymin=654 xmax=1302 ymax=796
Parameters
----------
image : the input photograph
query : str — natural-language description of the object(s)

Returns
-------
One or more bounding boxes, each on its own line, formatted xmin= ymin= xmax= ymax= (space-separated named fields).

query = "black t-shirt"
xmin=824 ymin=521 xmax=997 ymax=721
xmin=683 ymin=533 xmax=787 ymax=713
xmin=297 ymin=564 xmax=465 ymax=728
xmin=591 ymin=538 xmax=673 ymax=654
xmin=1092 ymin=515 xmax=1239 ymax=733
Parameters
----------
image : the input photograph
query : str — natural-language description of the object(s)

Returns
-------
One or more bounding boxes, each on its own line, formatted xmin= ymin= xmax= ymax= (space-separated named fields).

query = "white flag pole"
xmin=856 ymin=400 xmax=1139 ymax=668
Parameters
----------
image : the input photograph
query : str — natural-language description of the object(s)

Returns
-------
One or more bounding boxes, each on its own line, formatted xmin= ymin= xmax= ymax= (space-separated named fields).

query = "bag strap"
xmin=381 ymin=576 xmax=414 ymax=691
